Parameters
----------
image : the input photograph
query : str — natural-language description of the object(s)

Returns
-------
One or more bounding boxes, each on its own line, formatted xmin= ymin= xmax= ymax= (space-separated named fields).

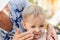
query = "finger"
xmin=18 ymin=34 xmax=34 ymax=40
xmin=15 ymin=28 xmax=21 ymax=35
xmin=26 ymin=37 xmax=33 ymax=40
xmin=14 ymin=29 xmax=21 ymax=38
xmin=51 ymin=33 xmax=58 ymax=40
xmin=51 ymin=28 xmax=58 ymax=40
xmin=17 ymin=31 xmax=33 ymax=38
xmin=46 ymin=34 xmax=51 ymax=40
xmin=14 ymin=31 xmax=33 ymax=40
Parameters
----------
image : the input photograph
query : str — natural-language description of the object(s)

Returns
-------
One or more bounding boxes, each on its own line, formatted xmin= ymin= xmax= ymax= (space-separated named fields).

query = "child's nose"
xmin=35 ymin=28 xmax=40 ymax=32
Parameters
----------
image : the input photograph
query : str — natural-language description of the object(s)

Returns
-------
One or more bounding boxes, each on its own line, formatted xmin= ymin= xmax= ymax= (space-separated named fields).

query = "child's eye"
xmin=31 ymin=26 xmax=35 ymax=28
xmin=40 ymin=25 xmax=44 ymax=27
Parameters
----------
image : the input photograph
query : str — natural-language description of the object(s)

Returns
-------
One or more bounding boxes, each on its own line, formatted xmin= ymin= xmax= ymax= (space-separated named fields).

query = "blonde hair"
xmin=22 ymin=5 xmax=45 ymax=21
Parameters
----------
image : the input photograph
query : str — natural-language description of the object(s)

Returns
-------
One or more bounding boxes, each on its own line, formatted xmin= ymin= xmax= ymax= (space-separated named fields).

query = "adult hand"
xmin=13 ymin=29 xmax=34 ymax=40
xmin=46 ymin=24 xmax=58 ymax=40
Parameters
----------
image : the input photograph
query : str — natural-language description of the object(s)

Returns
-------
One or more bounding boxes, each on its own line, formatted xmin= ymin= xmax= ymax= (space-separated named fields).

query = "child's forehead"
xmin=27 ymin=14 xmax=45 ymax=20
xmin=25 ymin=15 xmax=46 ymax=25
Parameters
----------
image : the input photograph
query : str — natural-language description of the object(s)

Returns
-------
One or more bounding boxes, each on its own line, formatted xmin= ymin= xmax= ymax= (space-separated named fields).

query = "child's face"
xmin=23 ymin=14 xmax=46 ymax=39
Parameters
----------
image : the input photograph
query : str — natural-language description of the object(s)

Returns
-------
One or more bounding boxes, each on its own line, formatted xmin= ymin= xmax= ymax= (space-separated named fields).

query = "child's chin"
xmin=34 ymin=35 xmax=41 ymax=39
xmin=34 ymin=34 xmax=44 ymax=39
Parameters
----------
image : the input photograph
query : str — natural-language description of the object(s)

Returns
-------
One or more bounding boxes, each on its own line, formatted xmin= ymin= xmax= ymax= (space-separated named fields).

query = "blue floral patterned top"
xmin=0 ymin=0 xmax=31 ymax=40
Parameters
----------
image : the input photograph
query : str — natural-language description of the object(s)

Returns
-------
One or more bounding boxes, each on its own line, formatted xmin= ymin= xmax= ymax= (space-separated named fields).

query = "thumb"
xmin=13 ymin=29 xmax=21 ymax=40
xmin=15 ymin=28 xmax=21 ymax=35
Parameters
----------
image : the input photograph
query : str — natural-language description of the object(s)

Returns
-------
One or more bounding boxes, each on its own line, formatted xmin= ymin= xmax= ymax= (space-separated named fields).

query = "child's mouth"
xmin=34 ymin=33 xmax=44 ymax=39
xmin=33 ymin=34 xmax=41 ymax=39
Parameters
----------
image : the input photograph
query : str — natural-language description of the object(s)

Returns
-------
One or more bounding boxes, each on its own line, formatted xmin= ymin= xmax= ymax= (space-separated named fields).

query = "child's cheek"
xmin=27 ymin=29 xmax=34 ymax=33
